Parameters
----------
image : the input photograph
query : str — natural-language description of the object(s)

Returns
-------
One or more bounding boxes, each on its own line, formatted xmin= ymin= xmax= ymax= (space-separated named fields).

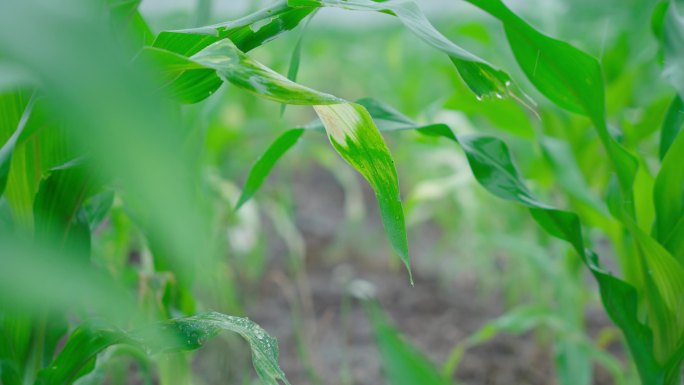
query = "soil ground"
xmin=244 ymin=262 xmax=617 ymax=385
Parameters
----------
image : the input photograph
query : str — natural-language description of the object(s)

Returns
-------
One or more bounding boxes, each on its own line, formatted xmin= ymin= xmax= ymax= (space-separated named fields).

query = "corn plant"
xmin=0 ymin=0 xmax=683 ymax=384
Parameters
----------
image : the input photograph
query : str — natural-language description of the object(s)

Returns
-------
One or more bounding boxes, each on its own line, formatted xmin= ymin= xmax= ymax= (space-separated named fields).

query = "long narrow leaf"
xmin=235 ymin=128 xmax=305 ymax=210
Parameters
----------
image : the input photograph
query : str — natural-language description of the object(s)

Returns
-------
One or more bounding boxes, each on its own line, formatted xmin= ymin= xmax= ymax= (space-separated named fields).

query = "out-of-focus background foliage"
xmin=1 ymin=0 xmax=677 ymax=384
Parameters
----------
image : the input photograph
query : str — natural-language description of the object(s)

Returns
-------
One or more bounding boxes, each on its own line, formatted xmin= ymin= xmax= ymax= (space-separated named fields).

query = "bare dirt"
xmin=242 ymin=262 xmax=619 ymax=385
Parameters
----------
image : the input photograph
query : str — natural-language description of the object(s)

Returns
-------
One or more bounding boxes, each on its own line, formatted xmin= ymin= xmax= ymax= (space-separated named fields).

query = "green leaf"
xmin=232 ymin=97 xmax=457 ymax=212
xmin=108 ymin=0 xmax=154 ymax=48
xmin=290 ymin=0 xmax=513 ymax=99
xmin=0 ymin=93 xmax=74 ymax=228
xmin=356 ymin=98 xmax=458 ymax=141
xmin=193 ymin=40 xmax=412 ymax=280
xmin=631 ymin=229 xmax=684 ymax=363
xmin=364 ymin=301 xmax=452 ymax=385
xmin=443 ymin=76 xmax=535 ymax=138
xmin=457 ymin=134 xmax=683 ymax=384
xmin=235 ymin=128 xmax=305 ymax=210
xmin=280 ymin=13 xmax=314 ymax=116
xmin=315 ymin=103 xmax=411 ymax=282
xmin=83 ymin=190 xmax=115 ymax=231
xmin=466 ymin=0 xmax=638 ymax=203
xmin=653 ymin=110 xmax=684 ymax=261
xmin=659 ymin=95 xmax=684 ymax=159
xmin=539 ymin=137 xmax=605 ymax=214
xmin=192 ymin=40 xmax=342 ymax=105
xmin=465 ymin=0 xmax=598 ymax=115
xmin=149 ymin=1 xmax=314 ymax=104
xmin=33 ymin=158 xmax=96 ymax=253
xmin=0 ymin=92 xmax=33 ymax=196
xmin=36 ymin=312 xmax=290 ymax=385
xmin=153 ymin=1 xmax=312 ymax=57
xmin=136 ymin=47 xmax=223 ymax=104
xmin=0 ymin=312 xmax=33 ymax=385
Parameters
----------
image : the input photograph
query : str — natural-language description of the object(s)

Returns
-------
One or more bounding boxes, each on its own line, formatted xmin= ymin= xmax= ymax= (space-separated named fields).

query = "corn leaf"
xmin=192 ymin=41 xmax=342 ymax=105
xmin=235 ymin=128 xmax=305 ymax=211
xmin=192 ymin=40 xmax=412 ymax=281
xmin=0 ymin=312 xmax=34 ymax=385
xmin=364 ymin=301 xmax=453 ymax=385
xmin=0 ymin=92 xmax=33 ymax=196
xmin=466 ymin=0 xmax=638 ymax=202
xmin=33 ymin=158 xmax=96 ymax=253
xmin=150 ymin=1 xmax=314 ymax=104
xmin=315 ymin=103 xmax=410 ymax=282
xmin=659 ymin=96 xmax=684 ymax=159
xmin=234 ymin=97 xmax=458 ymax=212
xmin=653 ymin=119 xmax=684 ymax=261
xmin=289 ymin=0 xmax=512 ymax=99
xmin=137 ymin=47 xmax=223 ymax=104
xmin=458 ymin=135 xmax=684 ymax=384
xmin=631 ymin=229 xmax=684 ymax=363
xmin=539 ymin=137 xmax=605 ymax=214
xmin=280 ymin=13 xmax=314 ymax=116
xmin=233 ymin=98 xmax=454 ymax=211
xmin=153 ymin=1 xmax=312 ymax=57
xmin=0 ymin=93 xmax=75 ymax=228
xmin=36 ymin=312 xmax=289 ymax=385
xmin=356 ymin=98 xmax=458 ymax=141
xmin=108 ymin=0 xmax=154 ymax=49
